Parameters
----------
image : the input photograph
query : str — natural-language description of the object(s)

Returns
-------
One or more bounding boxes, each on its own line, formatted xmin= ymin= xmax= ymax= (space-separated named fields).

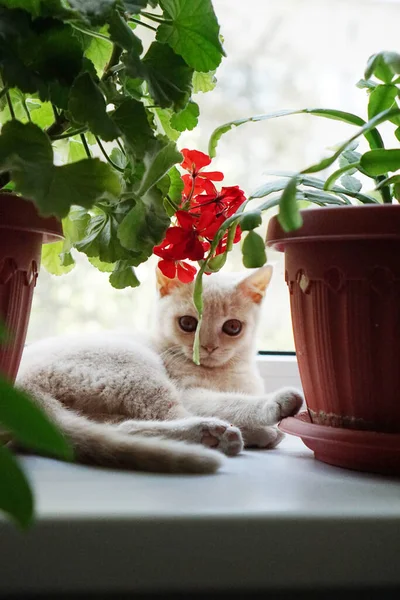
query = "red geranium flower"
xmin=181 ymin=149 xmax=224 ymax=197
xmin=158 ymin=259 xmax=197 ymax=283
xmin=193 ymin=185 xmax=246 ymax=218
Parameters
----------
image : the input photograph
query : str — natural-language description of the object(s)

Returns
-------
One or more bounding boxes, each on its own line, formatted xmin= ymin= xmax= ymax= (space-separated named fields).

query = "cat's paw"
xmin=198 ymin=419 xmax=243 ymax=457
xmin=241 ymin=426 xmax=285 ymax=449
xmin=265 ymin=387 xmax=304 ymax=424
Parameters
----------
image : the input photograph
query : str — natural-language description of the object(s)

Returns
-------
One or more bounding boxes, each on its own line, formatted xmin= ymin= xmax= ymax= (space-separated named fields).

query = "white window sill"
xmin=1 ymin=424 xmax=400 ymax=594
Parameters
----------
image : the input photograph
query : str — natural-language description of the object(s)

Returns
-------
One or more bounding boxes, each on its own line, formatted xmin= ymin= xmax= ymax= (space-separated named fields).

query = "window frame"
xmin=256 ymin=353 xmax=302 ymax=392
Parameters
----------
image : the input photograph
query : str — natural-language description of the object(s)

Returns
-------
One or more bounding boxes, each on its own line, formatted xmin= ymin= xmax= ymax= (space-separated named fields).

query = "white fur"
xmin=16 ymin=267 xmax=303 ymax=473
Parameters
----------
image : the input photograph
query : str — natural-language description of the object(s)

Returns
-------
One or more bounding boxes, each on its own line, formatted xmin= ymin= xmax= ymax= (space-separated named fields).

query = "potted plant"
xmin=202 ymin=50 xmax=400 ymax=474
xmin=0 ymin=0 xmax=225 ymax=528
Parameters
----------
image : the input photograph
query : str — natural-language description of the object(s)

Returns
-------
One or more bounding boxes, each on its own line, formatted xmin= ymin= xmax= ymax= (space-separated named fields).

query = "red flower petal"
xmin=181 ymin=149 xmax=211 ymax=173
xmin=198 ymin=171 xmax=224 ymax=182
xmin=165 ymin=227 xmax=188 ymax=244
xmin=158 ymin=259 xmax=176 ymax=279
xmin=176 ymin=210 xmax=195 ymax=230
xmin=176 ymin=261 xmax=197 ymax=283
xmin=186 ymin=236 xmax=206 ymax=261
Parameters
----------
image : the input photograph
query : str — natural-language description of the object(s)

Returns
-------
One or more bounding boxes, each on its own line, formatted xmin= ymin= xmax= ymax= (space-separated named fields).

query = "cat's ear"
xmin=156 ymin=267 xmax=185 ymax=297
xmin=237 ymin=265 xmax=273 ymax=303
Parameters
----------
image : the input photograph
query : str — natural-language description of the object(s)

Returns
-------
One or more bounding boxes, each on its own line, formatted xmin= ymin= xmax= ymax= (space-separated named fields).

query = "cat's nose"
xmin=202 ymin=344 xmax=219 ymax=354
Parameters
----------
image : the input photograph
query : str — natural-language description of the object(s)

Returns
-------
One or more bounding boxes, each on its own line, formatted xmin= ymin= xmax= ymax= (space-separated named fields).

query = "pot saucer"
xmin=279 ymin=411 xmax=400 ymax=475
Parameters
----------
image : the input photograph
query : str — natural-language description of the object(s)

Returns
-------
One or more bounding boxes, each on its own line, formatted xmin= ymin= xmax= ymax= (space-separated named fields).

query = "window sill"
xmin=1 ymin=432 xmax=400 ymax=595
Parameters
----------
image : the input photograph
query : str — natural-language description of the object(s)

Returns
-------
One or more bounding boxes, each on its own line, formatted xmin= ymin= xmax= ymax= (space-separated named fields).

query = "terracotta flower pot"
xmin=0 ymin=193 xmax=62 ymax=382
xmin=267 ymin=205 xmax=400 ymax=472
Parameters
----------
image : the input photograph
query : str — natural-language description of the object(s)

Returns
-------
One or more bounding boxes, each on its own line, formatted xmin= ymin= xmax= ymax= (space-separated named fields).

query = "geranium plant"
xmin=0 ymin=0 xmax=224 ymax=287
xmin=0 ymin=0 xmax=225 ymax=529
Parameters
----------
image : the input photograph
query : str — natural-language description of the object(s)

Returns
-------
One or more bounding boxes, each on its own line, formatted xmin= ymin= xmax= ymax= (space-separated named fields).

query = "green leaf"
xmin=0 ymin=376 xmax=72 ymax=459
xmin=75 ymin=207 xmax=140 ymax=264
xmin=152 ymin=107 xmax=181 ymax=141
xmin=29 ymin=100 xmax=54 ymax=128
xmin=67 ymin=0 xmax=117 ymax=25
xmin=192 ymin=70 xmax=216 ymax=93
xmin=68 ymin=138 xmax=87 ymax=163
xmin=240 ymin=210 xmax=262 ymax=231
xmin=136 ymin=138 xmax=182 ymax=196
xmin=41 ymin=241 xmax=75 ymax=275
xmin=278 ymin=176 xmax=302 ymax=232
xmin=69 ymin=72 xmax=120 ymax=141
xmin=300 ymin=108 xmax=400 ymax=177
xmin=167 ymin=165 xmax=184 ymax=203
xmin=395 ymin=127 xmax=400 ymax=142
xmin=85 ymin=36 xmax=113 ymax=77
xmin=340 ymin=175 xmax=362 ymax=193
xmin=0 ymin=0 xmax=41 ymax=16
xmin=368 ymin=84 xmax=398 ymax=120
xmin=112 ymin=98 xmax=155 ymax=158
xmin=48 ymin=159 xmax=121 ymax=217
xmin=324 ymin=162 xmax=361 ymax=189
xmin=206 ymin=252 xmax=227 ymax=272
xmin=118 ymin=190 xmax=170 ymax=255
xmin=0 ymin=444 xmax=33 ymax=529
xmin=0 ymin=121 xmax=122 ymax=217
xmin=365 ymin=52 xmax=400 ymax=83
xmin=208 ymin=108 xmax=384 ymax=158
xmin=109 ymin=260 xmax=140 ymax=288
xmin=108 ymin=9 xmax=143 ymax=54
xmin=89 ymin=256 xmax=115 ymax=272
xmin=360 ymin=149 xmax=400 ymax=176
xmin=170 ymin=100 xmax=199 ymax=131
xmin=125 ymin=41 xmax=193 ymax=111
xmin=242 ymin=231 xmax=267 ymax=269
xmin=157 ymin=0 xmax=225 ymax=72
xmin=110 ymin=147 xmax=127 ymax=169
xmin=356 ymin=78 xmax=377 ymax=90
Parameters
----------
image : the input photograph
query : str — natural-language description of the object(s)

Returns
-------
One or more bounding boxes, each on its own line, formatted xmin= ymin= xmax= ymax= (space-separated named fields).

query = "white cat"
xmin=16 ymin=265 xmax=303 ymax=474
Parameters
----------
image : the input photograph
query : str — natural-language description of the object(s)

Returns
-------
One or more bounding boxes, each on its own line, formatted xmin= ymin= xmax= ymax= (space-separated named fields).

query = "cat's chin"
xmin=196 ymin=353 xmax=231 ymax=368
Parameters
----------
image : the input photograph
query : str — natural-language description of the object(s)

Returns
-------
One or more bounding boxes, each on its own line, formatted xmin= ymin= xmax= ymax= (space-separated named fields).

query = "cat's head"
xmin=155 ymin=266 xmax=273 ymax=367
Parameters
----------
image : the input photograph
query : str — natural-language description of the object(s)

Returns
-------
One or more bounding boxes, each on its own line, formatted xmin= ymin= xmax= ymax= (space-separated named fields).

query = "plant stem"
xmin=95 ymin=136 xmax=124 ymax=172
xmin=52 ymin=127 xmax=88 ymax=140
xmin=51 ymin=103 xmax=60 ymax=122
xmin=80 ymin=133 xmax=92 ymax=158
xmin=129 ymin=18 xmax=157 ymax=32
xmin=377 ymin=176 xmax=392 ymax=203
xmin=141 ymin=11 xmax=172 ymax=24
xmin=71 ymin=23 xmax=112 ymax=43
xmin=6 ymin=92 xmax=15 ymax=119
xmin=46 ymin=112 xmax=69 ymax=139
xmin=21 ymin=96 xmax=31 ymax=122
xmin=116 ymin=138 xmax=126 ymax=156
xmin=102 ymin=44 xmax=123 ymax=81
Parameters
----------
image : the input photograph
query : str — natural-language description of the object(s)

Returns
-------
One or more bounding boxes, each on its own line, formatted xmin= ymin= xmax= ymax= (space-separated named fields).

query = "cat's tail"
xmin=15 ymin=387 xmax=223 ymax=474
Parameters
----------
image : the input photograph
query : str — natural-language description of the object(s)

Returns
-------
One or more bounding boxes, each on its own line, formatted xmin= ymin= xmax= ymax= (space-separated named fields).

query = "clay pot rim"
xmin=266 ymin=204 xmax=400 ymax=251
xmin=0 ymin=192 xmax=63 ymax=243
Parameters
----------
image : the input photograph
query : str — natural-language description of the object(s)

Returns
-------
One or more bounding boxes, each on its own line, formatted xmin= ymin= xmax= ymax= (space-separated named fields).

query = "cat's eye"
xmin=178 ymin=315 xmax=198 ymax=333
xmin=222 ymin=319 xmax=242 ymax=336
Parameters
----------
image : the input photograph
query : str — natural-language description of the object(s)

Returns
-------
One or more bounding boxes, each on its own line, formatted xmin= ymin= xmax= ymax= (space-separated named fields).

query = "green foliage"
xmin=0 ymin=0 xmax=223 ymax=287
xmin=204 ymin=52 xmax=400 ymax=244
xmin=157 ymin=0 xmax=225 ymax=72
xmin=0 ymin=375 xmax=72 ymax=528
xmin=0 ymin=0 xmax=224 ymax=530
xmin=241 ymin=231 xmax=267 ymax=268
xmin=170 ymin=100 xmax=199 ymax=131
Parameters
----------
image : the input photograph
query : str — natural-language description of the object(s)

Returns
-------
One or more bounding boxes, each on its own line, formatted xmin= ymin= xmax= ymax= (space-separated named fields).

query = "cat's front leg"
xmin=262 ymin=387 xmax=304 ymax=425
xmin=183 ymin=386 xmax=303 ymax=426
